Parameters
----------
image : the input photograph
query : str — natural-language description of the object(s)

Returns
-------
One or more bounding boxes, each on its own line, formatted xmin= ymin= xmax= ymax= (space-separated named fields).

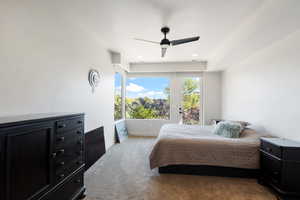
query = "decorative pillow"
xmin=211 ymin=119 xmax=250 ymax=129
xmin=213 ymin=121 xmax=243 ymax=138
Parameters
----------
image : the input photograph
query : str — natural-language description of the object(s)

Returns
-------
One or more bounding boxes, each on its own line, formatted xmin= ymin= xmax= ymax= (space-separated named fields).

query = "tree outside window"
xmin=114 ymin=73 xmax=122 ymax=120
xmin=125 ymin=77 xmax=170 ymax=119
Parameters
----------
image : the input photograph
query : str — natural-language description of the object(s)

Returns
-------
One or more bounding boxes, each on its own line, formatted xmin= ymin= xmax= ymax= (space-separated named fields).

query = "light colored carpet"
xmin=85 ymin=137 xmax=276 ymax=200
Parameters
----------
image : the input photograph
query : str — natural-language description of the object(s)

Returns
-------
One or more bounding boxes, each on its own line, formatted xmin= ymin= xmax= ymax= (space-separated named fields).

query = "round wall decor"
xmin=88 ymin=69 xmax=101 ymax=92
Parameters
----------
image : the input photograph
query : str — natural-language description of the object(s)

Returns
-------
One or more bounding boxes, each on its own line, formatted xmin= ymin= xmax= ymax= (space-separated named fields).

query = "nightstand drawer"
xmin=261 ymin=152 xmax=282 ymax=185
xmin=261 ymin=139 xmax=282 ymax=158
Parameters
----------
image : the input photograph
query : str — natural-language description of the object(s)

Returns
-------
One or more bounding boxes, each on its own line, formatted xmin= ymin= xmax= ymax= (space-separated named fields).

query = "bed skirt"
xmin=158 ymin=165 xmax=260 ymax=178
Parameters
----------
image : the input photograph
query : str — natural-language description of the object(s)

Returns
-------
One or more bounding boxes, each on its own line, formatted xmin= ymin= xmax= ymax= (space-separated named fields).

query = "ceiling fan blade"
xmin=170 ymin=36 xmax=200 ymax=46
xmin=161 ymin=48 xmax=167 ymax=57
xmin=134 ymin=38 xmax=160 ymax=44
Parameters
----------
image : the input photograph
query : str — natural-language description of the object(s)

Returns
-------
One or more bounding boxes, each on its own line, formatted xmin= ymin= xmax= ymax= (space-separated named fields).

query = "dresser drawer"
xmin=54 ymin=148 xmax=82 ymax=165
xmin=56 ymin=117 xmax=84 ymax=133
xmin=56 ymin=131 xmax=83 ymax=150
xmin=48 ymin=169 xmax=84 ymax=200
xmin=55 ymin=150 xmax=83 ymax=170
xmin=55 ymin=139 xmax=83 ymax=168
xmin=56 ymin=127 xmax=83 ymax=144
xmin=55 ymin=157 xmax=84 ymax=183
xmin=261 ymin=152 xmax=282 ymax=185
xmin=261 ymin=139 xmax=282 ymax=158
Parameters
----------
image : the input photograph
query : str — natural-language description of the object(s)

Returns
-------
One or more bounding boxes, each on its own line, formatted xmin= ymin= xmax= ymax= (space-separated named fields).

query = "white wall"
xmin=222 ymin=30 xmax=300 ymax=141
xmin=203 ymin=72 xmax=222 ymax=125
xmin=0 ymin=1 xmax=115 ymax=148
xmin=126 ymin=119 xmax=169 ymax=136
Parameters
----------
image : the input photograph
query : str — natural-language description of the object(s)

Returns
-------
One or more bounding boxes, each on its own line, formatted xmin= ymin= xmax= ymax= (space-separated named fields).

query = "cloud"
xmin=115 ymin=86 xmax=121 ymax=90
xmin=137 ymin=91 xmax=166 ymax=99
xmin=126 ymin=83 xmax=145 ymax=92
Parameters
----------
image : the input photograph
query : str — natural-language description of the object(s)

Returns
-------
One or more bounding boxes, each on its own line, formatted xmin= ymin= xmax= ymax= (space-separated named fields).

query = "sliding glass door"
xmin=179 ymin=77 xmax=201 ymax=125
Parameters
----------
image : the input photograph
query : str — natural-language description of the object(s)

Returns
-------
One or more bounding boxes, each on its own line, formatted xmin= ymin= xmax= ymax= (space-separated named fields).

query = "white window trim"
xmin=126 ymin=72 xmax=204 ymax=125
xmin=114 ymin=67 xmax=127 ymax=120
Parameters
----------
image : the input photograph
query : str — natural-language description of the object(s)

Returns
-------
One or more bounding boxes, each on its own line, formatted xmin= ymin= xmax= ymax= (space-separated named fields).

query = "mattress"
xmin=149 ymin=124 xmax=267 ymax=170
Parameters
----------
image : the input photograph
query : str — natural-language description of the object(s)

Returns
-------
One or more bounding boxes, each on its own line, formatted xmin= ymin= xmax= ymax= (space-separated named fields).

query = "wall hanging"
xmin=88 ymin=69 xmax=101 ymax=93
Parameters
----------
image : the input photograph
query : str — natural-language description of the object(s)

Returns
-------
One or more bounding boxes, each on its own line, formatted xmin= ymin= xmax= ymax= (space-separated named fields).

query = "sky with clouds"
xmin=115 ymin=74 xmax=169 ymax=99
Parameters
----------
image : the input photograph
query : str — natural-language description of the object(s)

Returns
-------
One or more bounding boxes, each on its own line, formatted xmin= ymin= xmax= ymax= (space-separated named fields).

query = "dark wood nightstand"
xmin=259 ymin=137 xmax=300 ymax=200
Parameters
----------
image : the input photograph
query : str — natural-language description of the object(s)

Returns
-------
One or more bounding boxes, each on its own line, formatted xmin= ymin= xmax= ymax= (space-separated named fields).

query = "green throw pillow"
xmin=213 ymin=121 xmax=242 ymax=138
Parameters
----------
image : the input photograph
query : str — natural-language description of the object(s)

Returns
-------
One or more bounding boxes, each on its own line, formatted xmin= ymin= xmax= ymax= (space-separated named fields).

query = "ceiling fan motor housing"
xmin=160 ymin=27 xmax=171 ymax=47
xmin=160 ymin=38 xmax=170 ymax=46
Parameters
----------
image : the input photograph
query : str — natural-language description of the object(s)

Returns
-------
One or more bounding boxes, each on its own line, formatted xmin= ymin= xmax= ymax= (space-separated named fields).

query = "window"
xmin=126 ymin=77 xmax=170 ymax=119
xmin=114 ymin=72 xmax=122 ymax=120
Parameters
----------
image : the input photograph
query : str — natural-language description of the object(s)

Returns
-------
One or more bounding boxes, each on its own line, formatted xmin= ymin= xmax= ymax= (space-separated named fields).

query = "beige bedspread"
xmin=149 ymin=124 xmax=267 ymax=170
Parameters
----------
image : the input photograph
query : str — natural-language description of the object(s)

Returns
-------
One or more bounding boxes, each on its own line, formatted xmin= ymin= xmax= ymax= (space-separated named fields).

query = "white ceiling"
xmin=54 ymin=0 xmax=300 ymax=70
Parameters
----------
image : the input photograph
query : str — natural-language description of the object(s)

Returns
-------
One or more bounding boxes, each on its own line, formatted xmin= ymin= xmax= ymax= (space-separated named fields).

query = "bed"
xmin=149 ymin=124 xmax=268 ymax=178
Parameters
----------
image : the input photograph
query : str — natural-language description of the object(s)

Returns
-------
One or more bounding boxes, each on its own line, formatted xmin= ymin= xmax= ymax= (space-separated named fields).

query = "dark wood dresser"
xmin=260 ymin=137 xmax=300 ymax=200
xmin=0 ymin=113 xmax=85 ymax=200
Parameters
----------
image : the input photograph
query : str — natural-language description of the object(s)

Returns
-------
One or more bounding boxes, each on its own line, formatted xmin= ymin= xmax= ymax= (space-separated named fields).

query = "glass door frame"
xmin=171 ymin=72 xmax=204 ymax=125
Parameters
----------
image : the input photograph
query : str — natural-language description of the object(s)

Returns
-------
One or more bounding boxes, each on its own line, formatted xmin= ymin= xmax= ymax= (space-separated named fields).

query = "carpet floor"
xmin=85 ymin=137 xmax=276 ymax=200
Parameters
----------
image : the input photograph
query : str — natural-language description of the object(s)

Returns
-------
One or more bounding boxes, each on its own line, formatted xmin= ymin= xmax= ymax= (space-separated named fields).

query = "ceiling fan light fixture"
xmin=161 ymin=44 xmax=169 ymax=49
xmin=161 ymin=47 xmax=167 ymax=58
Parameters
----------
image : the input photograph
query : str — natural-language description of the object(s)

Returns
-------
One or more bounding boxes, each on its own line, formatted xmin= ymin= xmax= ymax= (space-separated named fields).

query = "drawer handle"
xmin=58 ymin=124 xmax=66 ymax=128
xmin=57 ymin=136 xmax=65 ymax=142
xmin=77 ymin=120 xmax=83 ymax=124
xmin=57 ymin=149 xmax=65 ymax=155
xmin=77 ymin=131 xmax=82 ymax=135
xmin=59 ymin=161 xmax=65 ymax=166
xmin=51 ymin=153 xmax=57 ymax=158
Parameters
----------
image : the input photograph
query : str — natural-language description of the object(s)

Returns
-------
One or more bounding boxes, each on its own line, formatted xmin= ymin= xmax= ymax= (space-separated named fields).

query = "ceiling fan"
xmin=134 ymin=27 xmax=200 ymax=58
